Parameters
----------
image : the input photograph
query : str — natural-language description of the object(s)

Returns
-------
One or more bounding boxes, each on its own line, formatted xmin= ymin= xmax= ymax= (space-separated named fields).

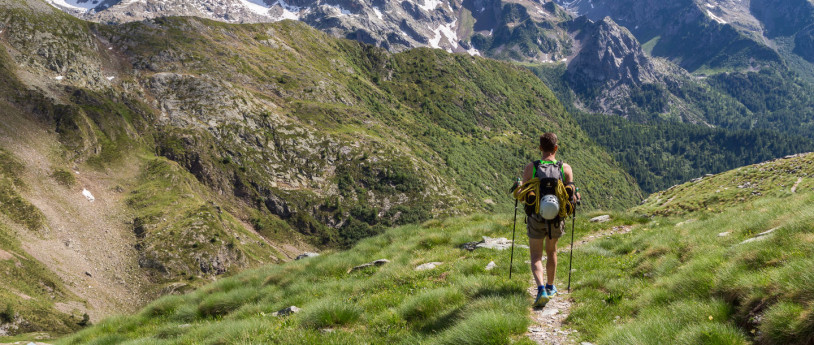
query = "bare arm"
xmin=514 ymin=163 xmax=534 ymax=199
xmin=563 ymin=163 xmax=581 ymax=201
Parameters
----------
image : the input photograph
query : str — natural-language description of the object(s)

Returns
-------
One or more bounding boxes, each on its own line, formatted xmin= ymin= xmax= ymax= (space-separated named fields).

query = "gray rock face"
xmin=47 ymin=0 xmax=571 ymax=61
xmin=568 ymin=17 xmax=658 ymax=86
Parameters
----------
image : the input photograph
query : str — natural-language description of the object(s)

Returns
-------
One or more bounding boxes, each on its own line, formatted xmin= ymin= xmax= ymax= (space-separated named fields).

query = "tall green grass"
xmin=61 ymin=213 xmax=589 ymax=344
xmin=566 ymin=188 xmax=814 ymax=344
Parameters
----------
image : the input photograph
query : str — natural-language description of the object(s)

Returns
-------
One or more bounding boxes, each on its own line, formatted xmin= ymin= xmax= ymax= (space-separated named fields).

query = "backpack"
xmin=533 ymin=160 xmax=565 ymax=221
xmin=515 ymin=160 xmax=575 ymax=223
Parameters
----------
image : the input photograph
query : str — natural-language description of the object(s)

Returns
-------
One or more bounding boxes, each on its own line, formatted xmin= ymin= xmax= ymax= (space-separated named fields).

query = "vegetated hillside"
xmin=55 ymin=154 xmax=814 ymax=345
xmin=0 ymin=30 xmax=300 ymax=335
xmin=562 ymin=153 xmax=814 ymax=344
xmin=529 ymin=62 xmax=814 ymax=195
xmin=576 ymin=113 xmax=814 ymax=194
xmin=56 ymin=214 xmax=534 ymax=344
xmin=46 ymin=0 xmax=814 ymax=141
xmin=0 ymin=0 xmax=640 ymax=336
xmin=56 ymin=211 xmax=645 ymax=345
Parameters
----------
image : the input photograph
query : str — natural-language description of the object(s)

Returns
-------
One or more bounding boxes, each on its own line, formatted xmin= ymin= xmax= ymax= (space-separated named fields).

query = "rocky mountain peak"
xmin=567 ymin=16 xmax=658 ymax=86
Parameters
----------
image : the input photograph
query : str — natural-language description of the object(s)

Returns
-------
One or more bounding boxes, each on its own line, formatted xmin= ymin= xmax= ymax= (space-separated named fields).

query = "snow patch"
xmin=325 ymin=3 xmax=352 ymax=16
xmin=418 ymin=0 xmax=443 ymax=12
xmin=82 ymin=189 xmax=95 ymax=202
xmin=260 ymin=0 xmax=301 ymax=21
xmin=429 ymin=19 xmax=458 ymax=49
xmin=705 ymin=3 xmax=715 ymax=8
xmin=706 ymin=9 xmax=727 ymax=24
xmin=373 ymin=7 xmax=383 ymax=20
xmin=106 ymin=76 xmax=115 ymax=81
xmin=45 ymin=0 xmax=102 ymax=13
xmin=467 ymin=46 xmax=481 ymax=56
xmin=240 ymin=0 xmax=271 ymax=16
xmin=55 ymin=76 xmax=64 ymax=81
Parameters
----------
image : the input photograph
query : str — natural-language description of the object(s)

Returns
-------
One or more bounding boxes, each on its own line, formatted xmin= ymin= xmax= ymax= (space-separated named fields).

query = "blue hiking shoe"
xmin=546 ymin=285 xmax=558 ymax=299
xmin=533 ymin=288 xmax=550 ymax=307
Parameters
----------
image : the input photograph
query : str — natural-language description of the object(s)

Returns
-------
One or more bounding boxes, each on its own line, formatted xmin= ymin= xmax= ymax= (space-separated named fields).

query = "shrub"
xmin=50 ymin=168 xmax=77 ymax=187
xmin=0 ymin=303 xmax=14 ymax=323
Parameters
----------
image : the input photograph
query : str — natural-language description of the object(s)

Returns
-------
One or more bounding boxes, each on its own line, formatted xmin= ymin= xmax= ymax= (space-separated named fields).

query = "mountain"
xmin=44 ymin=0 xmax=570 ymax=58
xmin=56 ymin=153 xmax=814 ymax=345
xmin=0 ymin=0 xmax=640 ymax=336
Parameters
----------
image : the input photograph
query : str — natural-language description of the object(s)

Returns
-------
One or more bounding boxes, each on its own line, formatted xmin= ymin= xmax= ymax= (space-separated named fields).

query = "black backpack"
xmin=525 ymin=160 xmax=565 ymax=235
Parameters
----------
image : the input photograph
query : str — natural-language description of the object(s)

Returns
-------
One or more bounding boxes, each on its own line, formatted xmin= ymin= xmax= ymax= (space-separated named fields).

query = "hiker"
xmin=514 ymin=133 xmax=580 ymax=307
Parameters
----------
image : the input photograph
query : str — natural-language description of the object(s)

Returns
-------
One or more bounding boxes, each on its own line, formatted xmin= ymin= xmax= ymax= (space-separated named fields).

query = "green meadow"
xmin=52 ymin=154 xmax=814 ymax=344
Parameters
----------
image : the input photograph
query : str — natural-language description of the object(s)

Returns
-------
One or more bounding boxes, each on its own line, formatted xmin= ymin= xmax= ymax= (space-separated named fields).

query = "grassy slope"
xmin=57 ymin=211 xmax=642 ymax=345
xmin=567 ymin=153 xmax=814 ymax=344
xmin=59 ymin=154 xmax=814 ymax=344
xmin=0 ymin=0 xmax=640 ymax=337
xmin=96 ymin=16 xmax=641 ymax=243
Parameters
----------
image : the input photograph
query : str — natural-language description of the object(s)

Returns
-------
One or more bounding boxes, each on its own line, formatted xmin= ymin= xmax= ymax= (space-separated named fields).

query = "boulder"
xmin=590 ymin=215 xmax=611 ymax=223
xmin=348 ymin=259 xmax=390 ymax=273
xmin=295 ymin=252 xmax=320 ymax=260
xmin=460 ymin=241 xmax=481 ymax=251
xmin=476 ymin=236 xmax=529 ymax=250
xmin=485 ymin=261 xmax=497 ymax=270
xmin=740 ymin=227 xmax=779 ymax=244
xmin=272 ymin=306 xmax=301 ymax=316
xmin=415 ymin=262 xmax=443 ymax=271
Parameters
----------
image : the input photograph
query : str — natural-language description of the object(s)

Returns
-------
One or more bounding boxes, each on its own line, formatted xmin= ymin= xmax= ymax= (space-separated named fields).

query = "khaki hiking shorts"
xmin=526 ymin=214 xmax=565 ymax=240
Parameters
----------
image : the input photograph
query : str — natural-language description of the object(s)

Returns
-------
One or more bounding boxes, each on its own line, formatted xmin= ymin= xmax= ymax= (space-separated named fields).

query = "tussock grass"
xmin=299 ymin=299 xmax=362 ymax=329
xmin=61 ymin=212 xmax=587 ymax=344
xmin=564 ymin=172 xmax=814 ymax=344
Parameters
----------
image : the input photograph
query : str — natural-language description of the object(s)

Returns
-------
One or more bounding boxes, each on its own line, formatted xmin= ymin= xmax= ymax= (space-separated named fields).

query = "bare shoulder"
xmin=562 ymin=162 xmax=573 ymax=172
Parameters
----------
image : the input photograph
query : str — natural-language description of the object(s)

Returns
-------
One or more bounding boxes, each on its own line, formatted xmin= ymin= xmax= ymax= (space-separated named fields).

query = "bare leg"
xmin=529 ymin=237 xmax=545 ymax=287
xmin=545 ymin=237 xmax=559 ymax=285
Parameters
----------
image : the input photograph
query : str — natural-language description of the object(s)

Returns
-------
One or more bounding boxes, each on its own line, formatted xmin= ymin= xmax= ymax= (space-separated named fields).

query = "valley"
xmin=1 ymin=0 xmax=813 ymax=343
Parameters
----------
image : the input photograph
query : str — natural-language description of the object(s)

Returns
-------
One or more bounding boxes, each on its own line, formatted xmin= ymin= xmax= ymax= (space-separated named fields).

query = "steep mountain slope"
xmin=47 ymin=0 xmax=575 ymax=59
xmin=575 ymin=113 xmax=814 ymax=194
xmin=53 ymin=153 xmax=814 ymax=345
xmin=0 ymin=0 xmax=640 ymax=336
xmin=554 ymin=0 xmax=784 ymax=71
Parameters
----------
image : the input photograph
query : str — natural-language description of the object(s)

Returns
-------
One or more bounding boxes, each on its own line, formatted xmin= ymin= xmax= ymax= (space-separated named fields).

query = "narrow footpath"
xmin=526 ymin=224 xmax=634 ymax=345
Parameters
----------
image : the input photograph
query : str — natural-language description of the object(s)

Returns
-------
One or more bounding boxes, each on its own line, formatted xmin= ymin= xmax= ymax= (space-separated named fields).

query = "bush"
xmin=50 ymin=168 xmax=77 ymax=187
xmin=0 ymin=303 xmax=14 ymax=323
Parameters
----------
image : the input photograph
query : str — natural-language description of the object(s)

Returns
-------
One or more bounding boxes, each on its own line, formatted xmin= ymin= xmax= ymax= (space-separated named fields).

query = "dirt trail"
xmin=0 ymin=110 xmax=150 ymax=322
xmin=526 ymin=224 xmax=634 ymax=345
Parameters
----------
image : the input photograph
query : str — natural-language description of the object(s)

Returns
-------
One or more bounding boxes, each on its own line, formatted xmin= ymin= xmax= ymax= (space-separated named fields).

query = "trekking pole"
xmin=509 ymin=178 xmax=521 ymax=279
xmin=567 ymin=200 xmax=579 ymax=292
